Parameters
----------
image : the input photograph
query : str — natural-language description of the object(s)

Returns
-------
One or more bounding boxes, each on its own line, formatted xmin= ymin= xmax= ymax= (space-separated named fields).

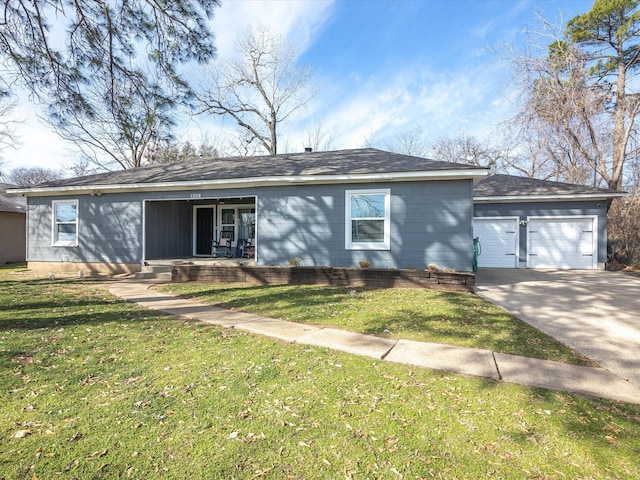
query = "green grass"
xmin=1 ymin=265 xmax=639 ymax=479
xmin=162 ymin=282 xmax=595 ymax=365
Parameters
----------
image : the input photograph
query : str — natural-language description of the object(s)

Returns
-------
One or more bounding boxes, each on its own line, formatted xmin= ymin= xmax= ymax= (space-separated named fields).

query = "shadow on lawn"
xmin=170 ymin=283 xmax=595 ymax=365
xmin=173 ymin=284 xmax=380 ymax=320
xmin=175 ymin=284 xmax=501 ymax=334
xmin=0 ymin=279 xmax=169 ymax=331
xmin=173 ymin=284 xmax=510 ymax=343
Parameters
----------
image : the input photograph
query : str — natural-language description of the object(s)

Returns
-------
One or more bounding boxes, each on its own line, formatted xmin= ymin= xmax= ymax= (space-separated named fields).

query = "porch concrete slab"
xmin=494 ymin=353 xmax=640 ymax=404
xmin=235 ymin=318 xmax=320 ymax=342
xmin=297 ymin=328 xmax=397 ymax=359
xmin=385 ymin=340 xmax=500 ymax=379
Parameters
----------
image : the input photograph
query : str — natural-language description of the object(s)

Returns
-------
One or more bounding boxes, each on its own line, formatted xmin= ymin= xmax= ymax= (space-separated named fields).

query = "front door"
xmin=194 ymin=206 xmax=215 ymax=255
xmin=193 ymin=203 xmax=256 ymax=257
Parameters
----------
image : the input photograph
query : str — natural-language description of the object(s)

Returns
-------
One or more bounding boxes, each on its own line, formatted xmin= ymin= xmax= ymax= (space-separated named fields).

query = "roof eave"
xmin=10 ymin=169 xmax=488 ymax=196
xmin=473 ymin=192 xmax=626 ymax=203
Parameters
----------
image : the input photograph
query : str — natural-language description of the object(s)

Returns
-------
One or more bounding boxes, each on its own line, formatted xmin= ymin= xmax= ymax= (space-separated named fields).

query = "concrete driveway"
xmin=475 ymin=269 xmax=640 ymax=388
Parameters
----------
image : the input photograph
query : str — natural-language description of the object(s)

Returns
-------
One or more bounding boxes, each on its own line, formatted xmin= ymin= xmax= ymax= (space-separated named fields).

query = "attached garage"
xmin=473 ymin=175 xmax=624 ymax=270
xmin=527 ymin=217 xmax=596 ymax=269
xmin=472 ymin=217 xmax=518 ymax=268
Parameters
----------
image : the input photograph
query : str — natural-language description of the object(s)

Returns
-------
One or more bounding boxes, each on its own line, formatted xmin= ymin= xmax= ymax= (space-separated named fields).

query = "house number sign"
xmin=190 ymin=193 xmax=202 ymax=199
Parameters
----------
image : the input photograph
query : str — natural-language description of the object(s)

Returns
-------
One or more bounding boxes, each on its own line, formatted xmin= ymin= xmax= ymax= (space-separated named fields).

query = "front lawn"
xmin=162 ymin=282 xmax=595 ymax=365
xmin=1 ymin=267 xmax=638 ymax=479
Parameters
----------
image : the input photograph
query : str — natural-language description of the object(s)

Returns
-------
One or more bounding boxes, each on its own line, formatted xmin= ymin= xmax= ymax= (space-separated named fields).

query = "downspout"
xmin=141 ymin=200 xmax=146 ymax=267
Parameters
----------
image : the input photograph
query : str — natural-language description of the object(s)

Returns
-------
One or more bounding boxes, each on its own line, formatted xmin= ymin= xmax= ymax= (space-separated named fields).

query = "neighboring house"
xmin=9 ymin=149 xmax=487 ymax=274
xmin=473 ymin=175 xmax=624 ymax=270
xmin=0 ymin=183 xmax=27 ymax=264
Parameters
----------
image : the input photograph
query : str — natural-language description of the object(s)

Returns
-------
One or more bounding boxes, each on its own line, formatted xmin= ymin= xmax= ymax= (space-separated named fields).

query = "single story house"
xmin=0 ymin=183 xmax=26 ymax=264
xmin=9 ymin=149 xmax=487 ymax=274
xmin=9 ymin=149 xmax=623 ymax=274
xmin=473 ymin=174 xmax=624 ymax=270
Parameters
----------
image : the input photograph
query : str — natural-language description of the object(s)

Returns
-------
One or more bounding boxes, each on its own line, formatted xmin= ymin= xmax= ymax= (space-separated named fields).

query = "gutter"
xmin=9 ymin=169 xmax=488 ymax=197
xmin=473 ymin=192 xmax=626 ymax=203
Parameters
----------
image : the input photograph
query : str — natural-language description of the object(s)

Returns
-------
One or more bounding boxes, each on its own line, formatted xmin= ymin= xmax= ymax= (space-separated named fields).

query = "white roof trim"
xmin=474 ymin=193 xmax=625 ymax=203
xmin=10 ymin=169 xmax=488 ymax=196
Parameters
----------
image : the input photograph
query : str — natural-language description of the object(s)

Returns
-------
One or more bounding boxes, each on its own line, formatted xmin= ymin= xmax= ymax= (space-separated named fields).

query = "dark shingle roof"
xmin=474 ymin=174 xmax=622 ymax=198
xmin=34 ymin=148 xmax=485 ymax=189
xmin=0 ymin=183 xmax=26 ymax=213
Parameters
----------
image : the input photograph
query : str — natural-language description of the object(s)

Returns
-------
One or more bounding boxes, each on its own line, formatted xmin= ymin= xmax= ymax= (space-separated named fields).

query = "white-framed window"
xmin=345 ymin=189 xmax=390 ymax=250
xmin=52 ymin=200 xmax=79 ymax=247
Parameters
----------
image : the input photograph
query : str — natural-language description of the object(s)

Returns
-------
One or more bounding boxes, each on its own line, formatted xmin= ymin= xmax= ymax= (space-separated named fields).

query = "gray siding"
xmin=258 ymin=181 xmax=474 ymax=271
xmin=473 ymin=200 xmax=609 ymax=265
xmin=27 ymin=194 xmax=143 ymax=264
xmin=145 ymin=201 xmax=193 ymax=259
xmin=27 ymin=180 xmax=475 ymax=271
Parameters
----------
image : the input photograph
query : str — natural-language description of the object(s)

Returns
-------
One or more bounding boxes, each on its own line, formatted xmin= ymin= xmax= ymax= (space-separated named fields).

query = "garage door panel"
xmin=528 ymin=218 xmax=595 ymax=269
xmin=473 ymin=218 xmax=518 ymax=268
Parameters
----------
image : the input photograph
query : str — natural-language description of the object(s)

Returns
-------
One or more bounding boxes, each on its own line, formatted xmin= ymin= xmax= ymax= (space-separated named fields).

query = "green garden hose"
xmin=472 ymin=237 xmax=481 ymax=273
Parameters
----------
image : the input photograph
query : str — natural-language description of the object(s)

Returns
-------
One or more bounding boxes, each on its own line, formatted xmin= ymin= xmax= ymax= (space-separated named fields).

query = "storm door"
xmin=216 ymin=205 xmax=256 ymax=248
xmin=194 ymin=206 xmax=215 ymax=256
xmin=218 ymin=207 xmax=236 ymax=244
xmin=238 ymin=208 xmax=256 ymax=241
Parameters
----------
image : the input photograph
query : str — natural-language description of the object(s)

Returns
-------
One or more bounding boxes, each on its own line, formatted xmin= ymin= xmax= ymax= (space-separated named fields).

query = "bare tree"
xmin=0 ymin=88 xmax=19 ymax=164
xmin=359 ymin=131 xmax=380 ymax=149
xmin=304 ymin=119 xmax=335 ymax=152
xmin=146 ymin=138 xmax=220 ymax=164
xmin=608 ymin=188 xmax=640 ymax=265
xmin=385 ymin=127 xmax=430 ymax=158
xmin=198 ymin=25 xmax=314 ymax=155
xmin=431 ymin=133 xmax=509 ymax=171
xmin=505 ymin=1 xmax=640 ymax=190
xmin=0 ymin=88 xmax=19 ymax=179
xmin=6 ymin=166 xmax=62 ymax=186
xmin=1 ymin=0 xmax=220 ymax=170
xmin=47 ymin=68 xmax=177 ymax=170
xmin=224 ymin=128 xmax=269 ymax=157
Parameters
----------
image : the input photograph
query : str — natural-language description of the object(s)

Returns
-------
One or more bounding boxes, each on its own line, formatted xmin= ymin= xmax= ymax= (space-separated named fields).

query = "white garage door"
xmin=527 ymin=217 xmax=596 ymax=269
xmin=473 ymin=218 xmax=519 ymax=268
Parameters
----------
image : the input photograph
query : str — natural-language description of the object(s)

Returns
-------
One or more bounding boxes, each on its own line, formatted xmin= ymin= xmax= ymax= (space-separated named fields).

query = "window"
xmin=345 ymin=189 xmax=390 ymax=250
xmin=52 ymin=200 xmax=79 ymax=246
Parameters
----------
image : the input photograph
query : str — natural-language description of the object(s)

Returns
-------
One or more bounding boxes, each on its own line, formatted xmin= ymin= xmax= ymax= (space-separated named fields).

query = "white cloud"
xmin=212 ymin=0 xmax=335 ymax=57
xmin=1 ymin=100 xmax=78 ymax=175
xmin=3 ymin=1 xmax=337 ymax=173
xmin=295 ymin=63 xmax=508 ymax=153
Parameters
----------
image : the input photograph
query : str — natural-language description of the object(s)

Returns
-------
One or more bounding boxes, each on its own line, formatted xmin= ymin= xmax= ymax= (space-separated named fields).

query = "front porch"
xmin=143 ymin=196 xmax=256 ymax=263
xmin=146 ymin=258 xmax=256 ymax=267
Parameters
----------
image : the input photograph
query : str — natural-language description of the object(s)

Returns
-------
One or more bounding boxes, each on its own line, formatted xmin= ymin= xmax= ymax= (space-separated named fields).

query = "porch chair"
xmin=241 ymin=238 xmax=255 ymax=258
xmin=211 ymin=234 xmax=233 ymax=258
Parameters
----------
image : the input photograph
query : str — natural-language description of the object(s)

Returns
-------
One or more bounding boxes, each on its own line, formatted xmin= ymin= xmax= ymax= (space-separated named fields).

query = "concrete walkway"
xmin=109 ymin=280 xmax=640 ymax=405
xmin=475 ymin=269 xmax=640 ymax=389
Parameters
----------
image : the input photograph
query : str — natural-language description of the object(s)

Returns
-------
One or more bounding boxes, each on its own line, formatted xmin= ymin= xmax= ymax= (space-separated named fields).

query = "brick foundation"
xmin=172 ymin=265 xmax=474 ymax=292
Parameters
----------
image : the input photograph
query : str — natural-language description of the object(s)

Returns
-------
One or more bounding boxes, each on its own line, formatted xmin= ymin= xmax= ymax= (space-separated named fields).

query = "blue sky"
xmin=3 ymin=0 xmax=596 ymax=174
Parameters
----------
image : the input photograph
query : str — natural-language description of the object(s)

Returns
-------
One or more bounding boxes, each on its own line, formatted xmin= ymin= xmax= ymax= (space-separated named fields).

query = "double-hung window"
xmin=52 ymin=200 xmax=79 ymax=247
xmin=345 ymin=189 xmax=390 ymax=250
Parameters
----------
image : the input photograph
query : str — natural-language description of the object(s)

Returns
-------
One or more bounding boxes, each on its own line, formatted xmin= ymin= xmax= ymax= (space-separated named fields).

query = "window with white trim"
xmin=345 ymin=189 xmax=390 ymax=250
xmin=52 ymin=200 xmax=79 ymax=246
